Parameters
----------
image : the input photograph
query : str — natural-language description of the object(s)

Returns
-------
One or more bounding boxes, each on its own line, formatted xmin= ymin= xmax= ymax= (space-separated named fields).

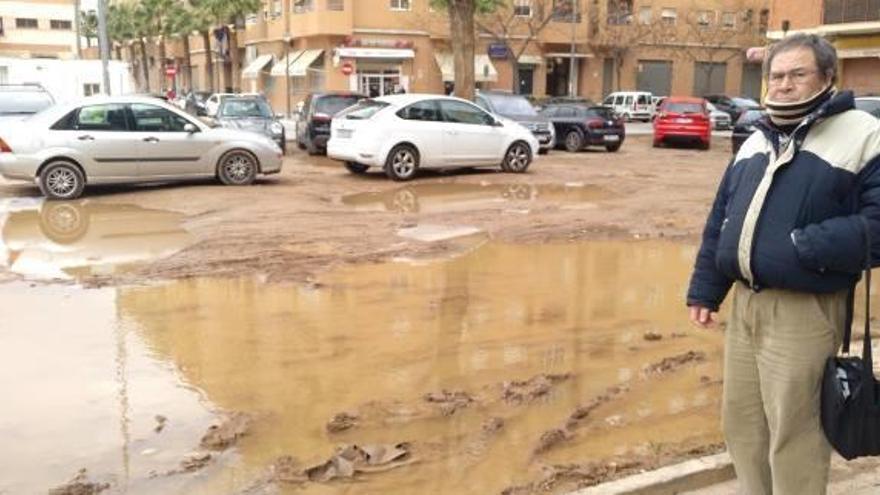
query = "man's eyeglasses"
xmin=768 ymin=69 xmax=819 ymax=86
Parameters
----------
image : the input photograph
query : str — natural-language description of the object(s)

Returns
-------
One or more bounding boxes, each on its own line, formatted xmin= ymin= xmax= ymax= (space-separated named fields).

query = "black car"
xmin=296 ymin=92 xmax=366 ymax=155
xmin=475 ymin=91 xmax=555 ymax=154
xmin=705 ymin=94 xmax=761 ymax=123
xmin=540 ymin=104 xmax=624 ymax=152
xmin=731 ymin=108 xmax=766 ymax=154
xmin=855 ymin=97 xmax=880 ymax=118
xmin=0 ymin=83 xmax=55 ymax=126
xmin=213 ymin=96 xmax=286 ymax=153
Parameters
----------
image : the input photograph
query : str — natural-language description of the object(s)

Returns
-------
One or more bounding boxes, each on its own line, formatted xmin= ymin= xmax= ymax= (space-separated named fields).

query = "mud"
xmin=326 ymin=412 xmax=359 ymax=433
xmin=502 ymin=373 xmax=573 ymax=405
xmin=200 ymin=412 xmax=253 ymax=450
xmin=423 ymin=389 xmax=476 ymax=416
xmin=47 ymin=469 xmax=110 ymax=495
xmin=642 ymin=351 xmax=707 ymax=377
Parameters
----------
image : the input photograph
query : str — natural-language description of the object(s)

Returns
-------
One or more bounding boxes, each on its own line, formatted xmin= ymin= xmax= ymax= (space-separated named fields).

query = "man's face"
xmin=766 ymin=47 xmax=831 ymax=103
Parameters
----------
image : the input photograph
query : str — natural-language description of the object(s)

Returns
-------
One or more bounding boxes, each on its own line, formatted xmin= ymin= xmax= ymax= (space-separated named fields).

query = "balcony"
xmin=823 ymin=0 xmax=880 ymax=25
xmin=290 ymin=0 xmax=353 ymax=36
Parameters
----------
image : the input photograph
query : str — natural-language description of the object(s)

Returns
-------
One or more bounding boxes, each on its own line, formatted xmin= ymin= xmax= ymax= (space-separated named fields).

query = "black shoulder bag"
xmin=820 ymin=218 xmax=880 ymax=460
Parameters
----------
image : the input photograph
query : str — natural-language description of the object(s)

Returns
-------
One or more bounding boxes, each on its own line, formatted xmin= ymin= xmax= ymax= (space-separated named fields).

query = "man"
xmin=687 ymin=33 xmax=880 ymax=494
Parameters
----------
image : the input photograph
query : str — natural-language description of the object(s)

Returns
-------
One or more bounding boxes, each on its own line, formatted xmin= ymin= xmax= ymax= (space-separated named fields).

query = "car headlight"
xmin=270 ymin=122 xmax=283 ymax=135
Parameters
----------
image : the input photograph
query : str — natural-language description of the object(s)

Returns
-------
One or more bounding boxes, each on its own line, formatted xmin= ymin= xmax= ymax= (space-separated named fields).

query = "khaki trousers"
xmin=723 ymin=283 xmax=848 ymax=495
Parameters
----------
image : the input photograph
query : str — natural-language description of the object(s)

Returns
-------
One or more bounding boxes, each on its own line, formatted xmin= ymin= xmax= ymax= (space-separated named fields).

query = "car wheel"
xmin=564 ymin=130 xmax=583 ymax=152
xmin=606 ymin=143 xmax=622 ymax=152
xmin=39 ymin=161 xmax=85 ymax=200
xmin=39 ymin=201 xmax=89 ymax=244
xmin=306 ymin=139 xmax=320 ymax=156
xmin=218 ymin=150 xmax=258 ymax=185
xmin=280 ymin=132 xmax=287 ymax=155
xmin=652 ymin=139 xmax=663 ymax=148
xmin=344 ymin=161 xmax=369 ymax=174
xmin=501 ymin=141 xmax=532 ymax=173
xmin=297 ymin=140 xmax=306 ymax=151
xmin=538 ymin=148 xmax=550 ymax=155
xmin=385 ymin=144 xmax=419 ymax=181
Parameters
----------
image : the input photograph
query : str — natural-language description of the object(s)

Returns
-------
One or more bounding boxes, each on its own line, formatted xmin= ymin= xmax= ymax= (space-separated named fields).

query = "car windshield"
xmin=732 ymin=97 xmax=760 ymax=108
xmin=0 ymin=91 xmax=54 ymax=115
xmin=585 ymin=106 xmax=615 ymax=119
xmin=219 ymin=99 xmax=273 ymax=118
xmin=484 ymin=94 xmax=537 ymax=116
xmin=665 ymin=102 xmax=704 ymax=114
xmin=738 ymin=109 xmax=766 ymax=124
xmin=315 ymin=95 xmax=363 ymax=116
xmin=338 ymin=99 xmax=389 ymax=120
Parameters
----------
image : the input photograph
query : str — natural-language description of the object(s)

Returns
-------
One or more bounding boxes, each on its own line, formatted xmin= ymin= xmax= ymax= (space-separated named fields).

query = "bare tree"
xmin=474 ymin=0 xmax=579 ymax=93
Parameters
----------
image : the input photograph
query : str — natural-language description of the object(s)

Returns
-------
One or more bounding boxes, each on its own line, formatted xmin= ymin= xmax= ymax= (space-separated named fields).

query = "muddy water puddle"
xmin=341 ymin=182 xmax=612 ymax=213
xmin=0 ymin=199 xmax=193 ymax=282
xmin=1 ymin=240 xmax=724 ymax=494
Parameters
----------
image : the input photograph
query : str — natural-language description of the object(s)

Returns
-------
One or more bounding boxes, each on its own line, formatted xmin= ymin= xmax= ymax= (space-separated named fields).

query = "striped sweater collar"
xmin=764 ymin=85 xmax=835 ymax=127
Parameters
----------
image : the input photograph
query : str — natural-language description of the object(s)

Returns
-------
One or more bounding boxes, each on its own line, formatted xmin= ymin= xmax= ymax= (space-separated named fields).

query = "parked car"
xmin=731 ymin=108 xmax=766 ymax=154
xmin=602 ymin=91 xmax=653 ymax=122
xmin=0 ymin=83 xmax=55 ymax=125
xmin=183 ymin=90 xmax=212 ymax=116
xmin=296 ymin=92 xmax=367 ymax=155
xmin=534 ymin=96 xmax=595 ymax=111
xmin=212 ymin=96 xmax=286 ymax=154
xmin=540 ymin=104 xmax=625 ymax=152
xmin=855 ymin=96 xmax=880 ymax=118
xmin=204 ymin=93 xmax=237 ymax=116
xmin=474 ymin=91 xmax=554 ymax=154
xmin=327 ymin=93 xmax=539 ymax=180
xmin=0 ymin=96 xmax=283 ymax=199
xmin=653 ymin=97 xmax=711 ymax=149
xmin=704 ymin=95 xmax=761 ymax=123
xmin=706 ymin=102 xmax=732 ymax=130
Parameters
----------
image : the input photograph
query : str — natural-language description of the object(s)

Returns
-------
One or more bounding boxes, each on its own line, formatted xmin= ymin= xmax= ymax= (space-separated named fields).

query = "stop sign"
xmin=165 ymin=66 xmax=177 ymax=76
xmin=341 ymin=61 xmax=354 ymax=76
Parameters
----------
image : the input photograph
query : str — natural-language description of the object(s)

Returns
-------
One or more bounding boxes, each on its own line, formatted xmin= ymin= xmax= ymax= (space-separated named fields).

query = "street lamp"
xmin=284 ymin=32 xmax=291 ymax=118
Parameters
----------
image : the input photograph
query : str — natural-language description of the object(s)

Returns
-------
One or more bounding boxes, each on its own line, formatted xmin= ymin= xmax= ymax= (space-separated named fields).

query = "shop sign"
xmin=342 ymin=36 xmax=414 ymax=49
xmin=488 ymin=43 xmax=510 ymax=59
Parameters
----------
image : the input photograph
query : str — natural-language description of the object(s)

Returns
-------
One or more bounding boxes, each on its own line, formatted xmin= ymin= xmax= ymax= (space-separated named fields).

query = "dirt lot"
xmin=0 ymin=134 xmax=729 ymax=286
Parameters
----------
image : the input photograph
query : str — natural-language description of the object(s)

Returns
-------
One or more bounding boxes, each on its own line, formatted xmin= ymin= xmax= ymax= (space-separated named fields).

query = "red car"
xmin=653 ymin=96 xmax=712 ymax=150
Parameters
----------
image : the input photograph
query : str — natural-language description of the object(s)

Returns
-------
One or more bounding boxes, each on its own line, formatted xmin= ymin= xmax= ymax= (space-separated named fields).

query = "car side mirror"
xmin=184 ymin=123 xmax=198 ymax=134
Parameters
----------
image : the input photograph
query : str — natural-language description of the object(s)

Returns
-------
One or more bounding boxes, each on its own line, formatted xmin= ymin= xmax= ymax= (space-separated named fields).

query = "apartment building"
xmin=0 ymin=0 xmax=78 ymax=63
xmin=768 ymin=0 xmax=880 ymax=95
xmin=121 ymin=0 xmax=768 ymax=112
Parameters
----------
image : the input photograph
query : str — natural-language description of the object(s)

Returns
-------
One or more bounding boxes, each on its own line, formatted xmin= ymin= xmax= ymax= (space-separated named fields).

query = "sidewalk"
xmin=568 ymin=452 xmax=880 ymax=495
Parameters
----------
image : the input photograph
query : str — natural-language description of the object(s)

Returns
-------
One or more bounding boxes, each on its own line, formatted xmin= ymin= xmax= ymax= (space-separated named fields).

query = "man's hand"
xmin=689 ymin=305 xmax=717 ymax=328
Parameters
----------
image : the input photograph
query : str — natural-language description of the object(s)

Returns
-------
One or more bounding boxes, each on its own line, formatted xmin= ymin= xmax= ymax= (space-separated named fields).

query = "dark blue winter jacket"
xmin=687 ymin=91 xmax=880 ymax=311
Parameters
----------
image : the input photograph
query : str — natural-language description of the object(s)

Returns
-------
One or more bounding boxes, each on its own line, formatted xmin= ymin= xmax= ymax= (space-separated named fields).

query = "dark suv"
xmin=296 ymin=92 xmax=366 ymax=155
xmin=704 ymin=94 xmax=760 ymax=123
xmin=475 ymin=91 xmax=554 ymax=154
xmin=0 ymin=84 xmax=55 ymax=125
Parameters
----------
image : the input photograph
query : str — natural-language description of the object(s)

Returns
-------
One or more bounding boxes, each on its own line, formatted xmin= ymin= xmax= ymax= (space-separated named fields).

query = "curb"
xmin=566 ymin=453 xmax=734 ymax=495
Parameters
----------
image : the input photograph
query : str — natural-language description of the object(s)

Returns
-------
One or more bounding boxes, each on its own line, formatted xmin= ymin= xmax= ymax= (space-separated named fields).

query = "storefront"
xmin=334 ymin=39 xmax=415 ymax=97
xmin=834 ymin=34 xmax=880 ymax=96
xmin=433 ymin=50 xmax=499 ymax=92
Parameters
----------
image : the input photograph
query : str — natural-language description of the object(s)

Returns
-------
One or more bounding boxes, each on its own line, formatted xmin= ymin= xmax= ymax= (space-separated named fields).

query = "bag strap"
xmin=852 ymin=217 xmax=874 ymax=390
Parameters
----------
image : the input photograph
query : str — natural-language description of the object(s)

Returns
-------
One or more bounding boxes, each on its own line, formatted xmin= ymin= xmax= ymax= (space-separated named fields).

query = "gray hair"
xmin=763 ymin=33 xmax=838 ymax=84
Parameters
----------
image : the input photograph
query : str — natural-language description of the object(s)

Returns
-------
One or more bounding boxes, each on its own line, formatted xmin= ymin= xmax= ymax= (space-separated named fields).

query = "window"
xmin=337 ymin=100 xmax=389 ymax=120
xmin=607 ymin=0 xmax=633 ymax=25
xmin=397 ymin=100 xmax=441 ymax=121
xmin=327 ymin=0 xmax=344 ymax=10
xmin=272 ymin=0 xmax=282 ymax=17
xmin=439 ymin=100 xmax=494 ymax=125
xmin=557 ymin=107 xmax=577 ymax=118
xmin=50 ymin=19 xmax=72 ymax=30
xmin=390 ymin=0 xmax=411 ymax=10
xmin=758 ymin=8 xmax=769 ymax=34
xmin=660 ymin=8 xmax=677 ymax=25
xmin=130 ymin=103 xmax=192 ymax=132
xmin=83 ymin=83 xmax=100 ymax=96
xmin=293 ymin=0 xmax=314 ymax=13
xmin=16 ymin=18 xmax=38 ymax=29
xmin=721 ymin=12 xmax=735 ymax=29
xmin=638 ymin=6 xmax=652 ymax=24
xmin=696 ymin=10 xmax=714 ymax=27
xmin=514 ymin=0 xmax=532 ymax=17
xmin=74 ymin=104 xmax=128 ymax=131
xmin=553 ymin=0 xmax=580 ymax=22
xmin=474 ymin=96 xmax=491 ymax=112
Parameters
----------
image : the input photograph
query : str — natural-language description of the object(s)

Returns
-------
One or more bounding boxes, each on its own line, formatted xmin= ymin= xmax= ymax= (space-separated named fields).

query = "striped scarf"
xmin=764 ymin=84 xmax=835 ymax=127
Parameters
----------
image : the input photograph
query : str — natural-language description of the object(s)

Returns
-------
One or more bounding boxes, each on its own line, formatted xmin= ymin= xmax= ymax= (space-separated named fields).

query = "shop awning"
xmin=433 ymin=52 xmax=498 ymax=82
xmin=242 ymin=54 xmax=274 ymax=78
xmin=544 ymin=52 xmax=593 ymax=58
xmin=270 ymin=50 xmax=304 ymax=77
xmin=335 ymin=47 xmax=415 ymax=59
xmin=837 ymin=47 xmax=880 ymax=59
xmin=289 ymin=49 xmax=323 ymax=76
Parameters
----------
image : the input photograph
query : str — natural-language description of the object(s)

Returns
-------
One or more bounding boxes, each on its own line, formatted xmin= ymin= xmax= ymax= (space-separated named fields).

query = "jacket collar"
xmin=755 ymin=90 xmax=855 ymax=154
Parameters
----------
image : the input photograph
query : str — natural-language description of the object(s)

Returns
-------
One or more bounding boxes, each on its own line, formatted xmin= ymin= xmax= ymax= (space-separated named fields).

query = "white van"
xmin=602 ymin=91 xmax=654 ymax=122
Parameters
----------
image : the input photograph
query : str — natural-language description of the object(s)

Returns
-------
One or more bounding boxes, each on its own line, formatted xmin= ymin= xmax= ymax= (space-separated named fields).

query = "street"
xmin=0 ymin=134 xmax=834 ymax=494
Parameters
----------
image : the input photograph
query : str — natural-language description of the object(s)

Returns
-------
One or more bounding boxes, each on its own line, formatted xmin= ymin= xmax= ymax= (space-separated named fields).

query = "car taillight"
xmin=586 ymin=118 xmax=604 ymax=129
xmin=0 ymin=138 xmax=11 ymax=153
xmin=313 ymin=113 xmax=331 ymax=122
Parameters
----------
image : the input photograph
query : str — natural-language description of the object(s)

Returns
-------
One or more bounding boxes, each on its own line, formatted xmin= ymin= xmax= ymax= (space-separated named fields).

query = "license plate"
xmin=675 ymin=118 xmax=693 ymax=124
xmin=603 ymin=135 xmax=620 ymax=142
xmin=336 ymin=129 xmax=353 ymax=139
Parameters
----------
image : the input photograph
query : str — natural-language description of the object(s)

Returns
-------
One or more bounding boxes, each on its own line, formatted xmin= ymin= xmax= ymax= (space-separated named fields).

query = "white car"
xmin=326 ymin=94 xmax=539 ymax=180
xmin=0 ymin=96 xmax=283 ymax=200
xmin=706 ymin=102 xmax=732 ymax=130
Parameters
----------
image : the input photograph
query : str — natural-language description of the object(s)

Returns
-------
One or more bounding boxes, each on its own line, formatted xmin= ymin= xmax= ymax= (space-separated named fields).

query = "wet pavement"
xmin=0 ymin=223 xmax=726 ymax=493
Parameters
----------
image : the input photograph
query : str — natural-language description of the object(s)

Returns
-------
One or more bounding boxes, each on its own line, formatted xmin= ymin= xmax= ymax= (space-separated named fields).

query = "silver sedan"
xmin=0 ymin=96 xmax=283 ymax=199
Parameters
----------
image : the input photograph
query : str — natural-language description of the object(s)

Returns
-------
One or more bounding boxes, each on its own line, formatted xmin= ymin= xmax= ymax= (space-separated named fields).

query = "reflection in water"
xmin=0 ymin=200 xmax=193 ymax=281
xmin=341 ymin=182 xmax=612 ymax=213
xmin=111 ymin=240 xmax=722 ymax=494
